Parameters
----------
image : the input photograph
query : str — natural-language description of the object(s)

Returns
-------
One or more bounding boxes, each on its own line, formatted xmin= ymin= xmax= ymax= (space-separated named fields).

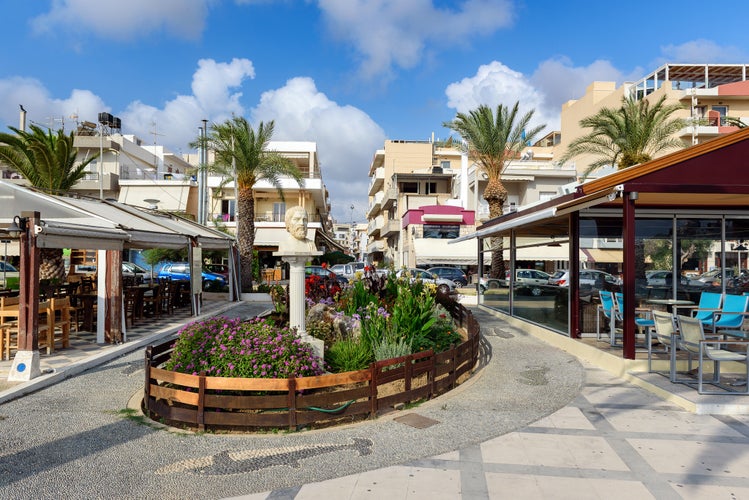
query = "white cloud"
xmin=318 ymin=0 xmax=513 ymax=80
xmin=444 ymin=58 xmax=634 ymax=133
xmin=445 ymin=61 xmax=552 ymax=130
xmin=31 ymin=0 xmax=210 ymax=41
xmin=252 ymin=77 xmax=386 ymax=221
xmin=120 ymin=58 xmax=255 ymax=152
xmin=531 ymin=57 xmax=625 ymax=113
xmin=659 ymin=39 xmax=747 ymax=64
xmin=0 ymin=77 xmax=107 ymax=132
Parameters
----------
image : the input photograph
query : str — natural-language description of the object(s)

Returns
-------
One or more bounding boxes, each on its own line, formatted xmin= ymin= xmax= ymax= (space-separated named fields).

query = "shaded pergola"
xmin=1 ymin=180 xmax=238 ymax=377
xmin=465 ymin=127 xmax=749 ymax=359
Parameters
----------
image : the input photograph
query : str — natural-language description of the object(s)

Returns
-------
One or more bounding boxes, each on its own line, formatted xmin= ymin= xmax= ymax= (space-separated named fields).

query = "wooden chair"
xmin=36 ymin=299 xmax=53 ymax=355
xmin=45 ymin=297 xmax=71 ymax=354
xmin=142 ymin=284 xmax=162 ymax=318
xmin=0 ymin=296 xmax=19 ymax=360
xmin=124 ymin=288 xmax=138 ymax=328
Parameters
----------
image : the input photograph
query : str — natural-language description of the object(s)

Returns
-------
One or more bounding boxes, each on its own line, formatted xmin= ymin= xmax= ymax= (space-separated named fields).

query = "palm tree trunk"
xmin=39 ymin=248 xmax=66 ymax=281
xmin=237 ymin=186 xmax=255 ymax=292
xmin=484 ymin=178 xmax=508 ymax=279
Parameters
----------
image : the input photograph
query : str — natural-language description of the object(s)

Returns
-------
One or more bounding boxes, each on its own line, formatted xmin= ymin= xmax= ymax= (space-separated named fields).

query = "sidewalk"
xmin=1 ymin=301 xmax=749 ymax=498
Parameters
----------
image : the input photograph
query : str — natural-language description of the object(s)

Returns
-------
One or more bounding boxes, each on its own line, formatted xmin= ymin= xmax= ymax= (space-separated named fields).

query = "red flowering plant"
xmin=305 ymin=273 xmax=341 ymax=307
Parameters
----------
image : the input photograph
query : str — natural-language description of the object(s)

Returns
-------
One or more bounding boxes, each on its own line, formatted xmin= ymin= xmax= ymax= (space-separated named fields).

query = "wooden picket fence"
xmin=143 ymin=300 xmax=480 ymax=432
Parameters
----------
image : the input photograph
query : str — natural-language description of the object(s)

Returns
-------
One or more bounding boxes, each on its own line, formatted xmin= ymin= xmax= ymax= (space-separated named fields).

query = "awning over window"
xmin=413 ymin=238 xmax=477 ymax=266
xmin=582 ymin=248 xmax=622 ymax=263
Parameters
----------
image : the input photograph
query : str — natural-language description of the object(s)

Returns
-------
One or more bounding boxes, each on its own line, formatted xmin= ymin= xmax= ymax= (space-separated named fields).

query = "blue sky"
xmin=1 ymin=1 xmax=747 ymax=223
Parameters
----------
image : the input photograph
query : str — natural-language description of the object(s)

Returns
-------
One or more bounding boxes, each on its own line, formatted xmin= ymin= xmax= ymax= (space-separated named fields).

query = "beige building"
xmin=366 ymin=137 xmax=577 ymax=270
xmin=204 ymin=141 xmax=342 ymax=270
xmin=556 ymin=63 xmax=749 ymax=177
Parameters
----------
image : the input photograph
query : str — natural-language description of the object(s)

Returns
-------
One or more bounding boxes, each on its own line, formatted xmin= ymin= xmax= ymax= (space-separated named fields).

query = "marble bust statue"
xmin=278 ymin=205 xmax=319 ymax=254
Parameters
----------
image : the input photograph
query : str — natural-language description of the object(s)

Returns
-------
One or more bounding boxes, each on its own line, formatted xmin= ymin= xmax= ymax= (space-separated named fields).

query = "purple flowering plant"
xmin=164 ymin=316 xmax=325 ymax=379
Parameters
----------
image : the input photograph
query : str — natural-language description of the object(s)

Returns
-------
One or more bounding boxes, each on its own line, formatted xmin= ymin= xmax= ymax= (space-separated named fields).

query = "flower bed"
xmin=143 ymin=268 xmax=480 ymax=432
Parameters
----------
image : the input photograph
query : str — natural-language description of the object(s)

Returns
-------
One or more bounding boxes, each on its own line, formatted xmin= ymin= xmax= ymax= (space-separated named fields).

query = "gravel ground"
xmin=0 ymin=307 xmax=584 ymax=499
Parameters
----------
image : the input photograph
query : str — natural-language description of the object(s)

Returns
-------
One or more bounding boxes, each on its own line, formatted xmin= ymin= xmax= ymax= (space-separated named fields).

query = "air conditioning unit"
xmin=558 ymin=182 xmax=579 ymax=195
xmin=431 ymin=165 xmax=443 ymax=174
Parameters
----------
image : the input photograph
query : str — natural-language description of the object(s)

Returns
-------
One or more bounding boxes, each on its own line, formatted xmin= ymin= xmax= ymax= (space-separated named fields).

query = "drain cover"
xmin=393 ymin=413 xmax=440 ymax=429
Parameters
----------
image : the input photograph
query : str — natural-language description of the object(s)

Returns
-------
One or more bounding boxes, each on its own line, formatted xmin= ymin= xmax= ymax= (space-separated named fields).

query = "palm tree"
xmin=444 ymin=103 xmax=545 ymax=279
xmin=0 ymin=124 xmax=96 ymax=280
xmin=197 ymin=117 xmax=302 ymax=292
xmin=559 ymin=94 xmax=686 ymax=178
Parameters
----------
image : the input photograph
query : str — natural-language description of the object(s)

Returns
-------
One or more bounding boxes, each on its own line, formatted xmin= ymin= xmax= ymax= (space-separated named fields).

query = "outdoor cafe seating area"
xmin=593 ymin=289 xmax=749 ymax=395
xmin=0 ymin=274 xmax=196 ymax=361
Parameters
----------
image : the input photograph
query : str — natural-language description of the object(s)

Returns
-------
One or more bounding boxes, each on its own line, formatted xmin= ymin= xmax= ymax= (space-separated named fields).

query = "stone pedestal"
xmin=8 ymin=350 xmax=41 ymax=381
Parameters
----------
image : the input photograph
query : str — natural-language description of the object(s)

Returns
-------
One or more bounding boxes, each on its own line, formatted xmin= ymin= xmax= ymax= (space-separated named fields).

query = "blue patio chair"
xmin=615 ymin=291 xmax=655 ymax=345
xmin=703 ymin=293 xmax=749 ymax=335
xmin=597 ymin=290 xmax=620 ymax=343
xmin=675 ymin=291 xmax=723 ymax=324
xmin=676 ymin=314 xmax=749 ymax=395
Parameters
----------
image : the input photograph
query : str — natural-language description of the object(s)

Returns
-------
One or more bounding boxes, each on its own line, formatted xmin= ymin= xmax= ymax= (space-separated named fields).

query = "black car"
xmin=426 ymin=266 xmax=468 ymax=286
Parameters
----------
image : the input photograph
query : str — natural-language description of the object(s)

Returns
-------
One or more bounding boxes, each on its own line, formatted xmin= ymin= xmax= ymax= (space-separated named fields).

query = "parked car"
xmin=480 ymin=269 xmax=552 ymax=296
xmin=396 ymin=268 xmax=457 ymax=294
xmin=330 ymin=263 xmax=357 ymax=279
xmin=0 ymin=261 xmax=19 ymax=288
xmin=548 ymin=269 xmax=621 ymax=288
xmin=689 ymin=268 xmax=735 ymax=287
xmin=122 ymin=261 xmax=152 ymax=285
xmin=479 ymin=269 xmax=553 ymax=297
xmin=426 ymin=266 xmax=468 ymax=286
xmin=646 ymin=270 xmax=688 ymax=286
xmin=157 ymin=262 xmax=227 ymax=291
xmin=204 ymin=263 xmax=229 ymax=279
xmin=305 ymin=265 xmax=348 ymax=284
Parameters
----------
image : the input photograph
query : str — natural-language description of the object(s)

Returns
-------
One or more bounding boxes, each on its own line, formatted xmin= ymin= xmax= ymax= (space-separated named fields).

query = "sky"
xmin=0 ymin=1 xmax=747 ymax=224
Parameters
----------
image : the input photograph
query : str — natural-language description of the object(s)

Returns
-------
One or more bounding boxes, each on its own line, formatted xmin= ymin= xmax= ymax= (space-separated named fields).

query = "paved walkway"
xmin=1 ymin=302 xmax=749 ymax=499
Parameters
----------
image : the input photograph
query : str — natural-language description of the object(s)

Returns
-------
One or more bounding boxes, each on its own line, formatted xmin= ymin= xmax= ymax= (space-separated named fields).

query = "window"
xmin=272 ymin=202 xmax=286 ymax=222
xmin=440 ymin=161 xmax=450 ymax=170
xmin=422 ymin=224 xmax=459 ymax=239
xmin=426 ymin=182 xmax=437 ymax=194
xmin=401 ymin=182 xmax=418 ymax=193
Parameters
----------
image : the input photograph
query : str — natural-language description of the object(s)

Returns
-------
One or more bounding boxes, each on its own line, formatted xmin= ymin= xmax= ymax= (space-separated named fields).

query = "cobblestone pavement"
xmin=2 ymin=304 xmax=749 ymax=499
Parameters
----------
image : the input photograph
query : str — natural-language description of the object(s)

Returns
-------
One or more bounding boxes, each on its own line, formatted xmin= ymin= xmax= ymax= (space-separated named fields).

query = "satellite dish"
xmin=143 ymin=199 xmax=160 ymax=210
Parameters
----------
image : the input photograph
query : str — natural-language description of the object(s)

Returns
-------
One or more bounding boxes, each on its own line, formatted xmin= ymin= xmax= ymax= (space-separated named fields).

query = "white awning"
xmin=413 ymin=238 xmax=478 ymax=265
xmin=422 ymin=214 xmax=464 ymax=222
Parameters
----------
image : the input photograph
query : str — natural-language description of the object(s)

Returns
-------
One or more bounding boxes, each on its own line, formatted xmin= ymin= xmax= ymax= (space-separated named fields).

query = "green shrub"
xmin=325 ymin=338 xmax=372 ymax=372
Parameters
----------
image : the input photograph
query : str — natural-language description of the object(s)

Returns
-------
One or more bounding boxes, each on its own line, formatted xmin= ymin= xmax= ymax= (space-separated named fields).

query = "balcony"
xmin=368 ymin=167 xmax=385 ymax=196
xmin=382 ymin=219 xmax=400 ymax=237
xmin=367 ymin=239 xmax=386 ymax=254
xmin=74 ymin=172 xmax=119 ymax=191
xmin=368 ymin=215 xmax=384 ymax=237
xmin=367 ymin=191 xmax=384 ymax=218
xmin=382 ymin=186 xmax=398 ymax=211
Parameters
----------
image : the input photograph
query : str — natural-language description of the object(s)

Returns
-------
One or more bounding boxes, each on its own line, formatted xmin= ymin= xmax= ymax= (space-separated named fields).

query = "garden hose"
xmin=305 ymin=400 xmax=355 ymax=413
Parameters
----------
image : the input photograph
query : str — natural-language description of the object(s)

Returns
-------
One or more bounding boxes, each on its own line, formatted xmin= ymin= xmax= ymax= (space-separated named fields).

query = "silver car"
xmin=396 ymin=268 xmax=456 ymax=294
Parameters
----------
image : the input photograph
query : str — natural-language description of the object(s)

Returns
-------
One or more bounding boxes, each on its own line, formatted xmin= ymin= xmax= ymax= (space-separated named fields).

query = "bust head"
xmin=285 ymin=206 xmax=308 ymax=241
